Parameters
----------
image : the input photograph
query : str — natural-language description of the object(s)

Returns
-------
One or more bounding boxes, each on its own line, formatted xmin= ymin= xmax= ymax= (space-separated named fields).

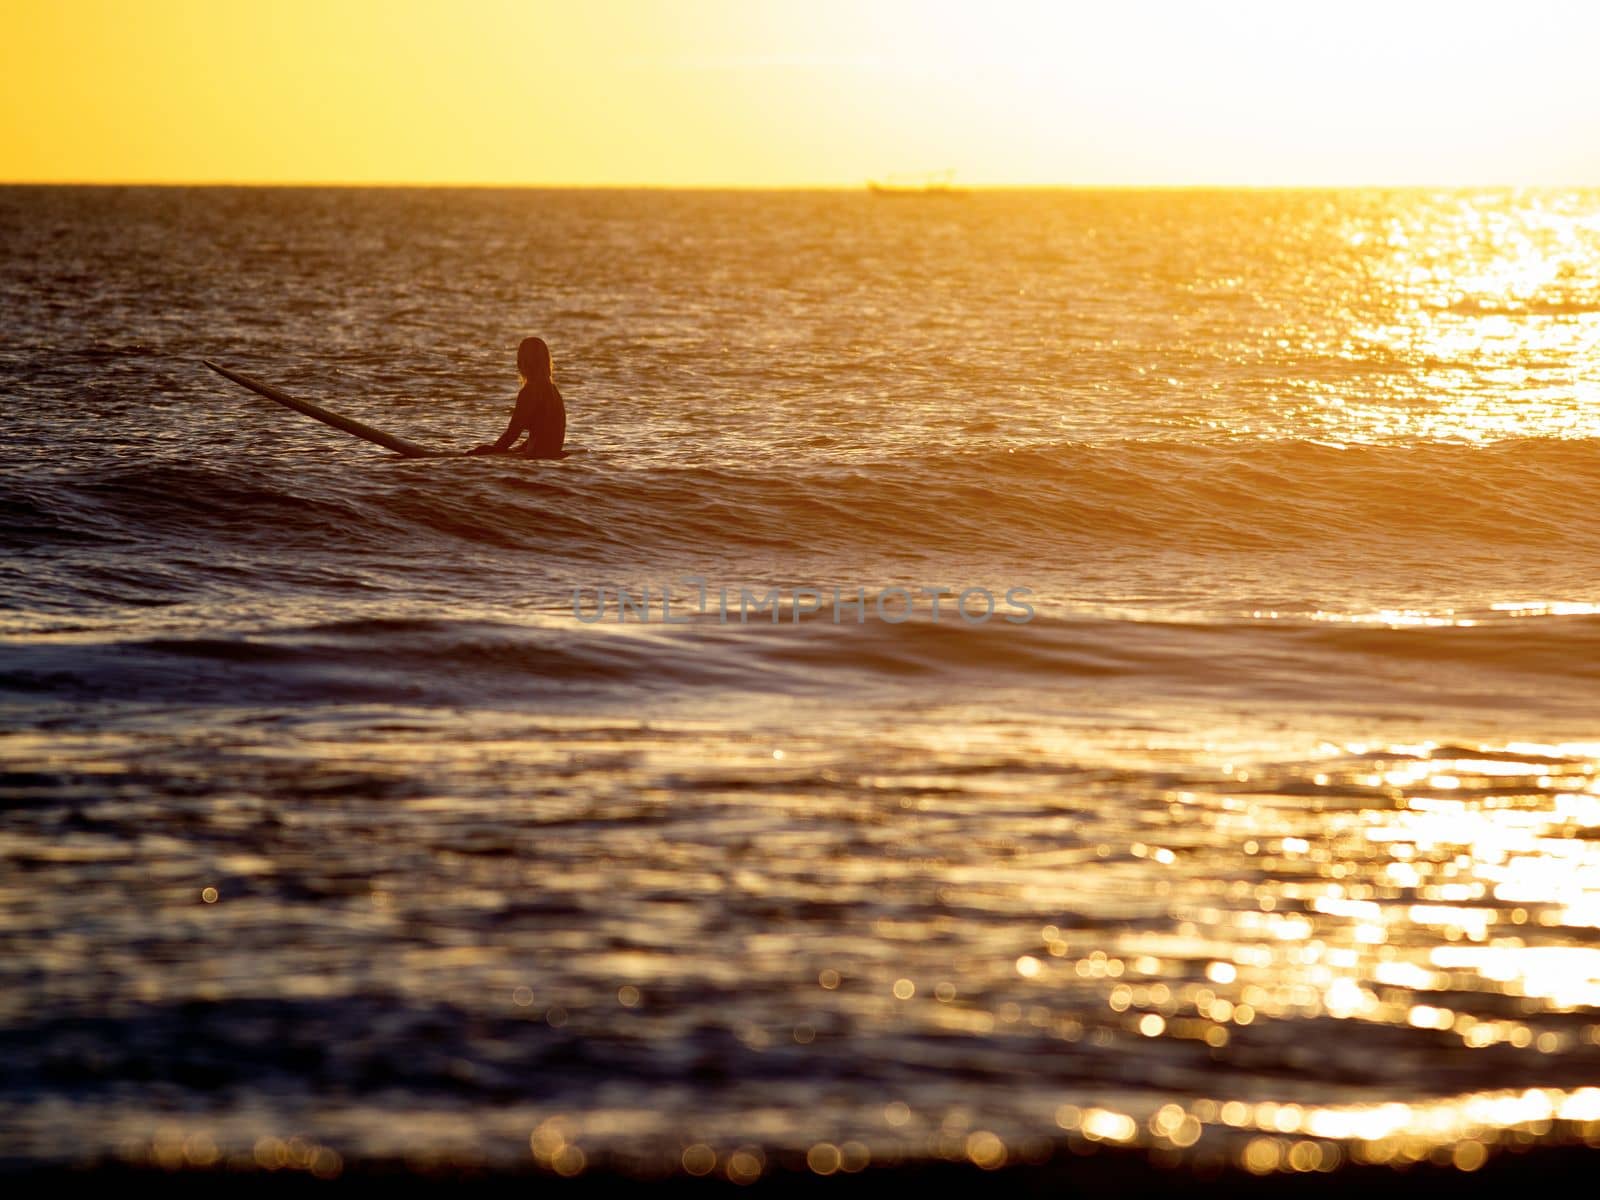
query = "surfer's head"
xmin=517 ymin=336 xmax=552 ymax=385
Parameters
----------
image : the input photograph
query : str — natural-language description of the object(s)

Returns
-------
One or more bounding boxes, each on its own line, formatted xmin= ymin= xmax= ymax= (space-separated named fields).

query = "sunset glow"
xmin=8 ymin=0 xmax=1600 ymax=1187
xmin=5 ymin=0 xmax=1600 ymax=187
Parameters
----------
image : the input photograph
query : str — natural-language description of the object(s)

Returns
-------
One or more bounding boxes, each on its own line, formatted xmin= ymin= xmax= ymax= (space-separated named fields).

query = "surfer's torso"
xmin=512 ymin=381 xmax=566 ymax=458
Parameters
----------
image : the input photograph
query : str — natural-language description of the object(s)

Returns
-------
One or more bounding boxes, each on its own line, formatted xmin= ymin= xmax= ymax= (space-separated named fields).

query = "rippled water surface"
xmin=3 ymin=186 xmax=1600 ymax=1179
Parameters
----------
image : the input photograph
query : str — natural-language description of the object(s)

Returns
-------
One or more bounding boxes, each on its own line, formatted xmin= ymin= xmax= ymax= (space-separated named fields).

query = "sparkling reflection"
xmin=3 ymin=709 xmax=1599 ymax=1175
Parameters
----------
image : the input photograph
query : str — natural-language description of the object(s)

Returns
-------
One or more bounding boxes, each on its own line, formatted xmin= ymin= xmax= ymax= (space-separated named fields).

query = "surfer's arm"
xmin=467 ymin=409 xmax=527 ymax=455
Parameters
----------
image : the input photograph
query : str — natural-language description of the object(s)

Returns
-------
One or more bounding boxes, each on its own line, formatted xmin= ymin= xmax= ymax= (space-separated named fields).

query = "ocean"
xmin=3 ymin=185 xmax=1600 ymax=1181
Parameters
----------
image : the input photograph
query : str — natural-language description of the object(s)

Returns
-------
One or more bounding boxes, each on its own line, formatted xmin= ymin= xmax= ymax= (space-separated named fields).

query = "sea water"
xmin=3 ymin=186 xmax=1600 ymax=1175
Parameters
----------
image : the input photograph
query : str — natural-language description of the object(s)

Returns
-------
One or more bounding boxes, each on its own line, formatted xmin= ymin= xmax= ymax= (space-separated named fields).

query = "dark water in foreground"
xmin=3 ymin=186 xmax=1600 ymax=1179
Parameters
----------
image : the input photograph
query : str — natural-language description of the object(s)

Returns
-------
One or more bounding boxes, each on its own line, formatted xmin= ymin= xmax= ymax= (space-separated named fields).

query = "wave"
xmin=6 ymin=609 xmax=1599 ymax=715
xmin=7 ymin=438 xmax=1600 ymax=565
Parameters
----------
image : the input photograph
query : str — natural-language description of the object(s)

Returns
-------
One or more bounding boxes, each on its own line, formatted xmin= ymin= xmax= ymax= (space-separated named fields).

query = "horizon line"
xmin=5 ymin=178 xmax=1600 ymax=192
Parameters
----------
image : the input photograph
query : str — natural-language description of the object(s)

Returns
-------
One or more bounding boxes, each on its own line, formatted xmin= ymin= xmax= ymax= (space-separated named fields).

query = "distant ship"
xmin=867 ymin=169 xmax=968 ymax=197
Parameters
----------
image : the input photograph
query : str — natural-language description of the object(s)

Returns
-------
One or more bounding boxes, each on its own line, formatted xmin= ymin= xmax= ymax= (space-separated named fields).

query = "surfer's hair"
xmin=517 ymin=336 xmax=553 ymax=386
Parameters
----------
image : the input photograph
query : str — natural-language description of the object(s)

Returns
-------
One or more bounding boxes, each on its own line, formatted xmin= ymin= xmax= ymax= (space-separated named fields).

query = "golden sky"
xmin=3 ymin=0 xmax=1598 ymax=186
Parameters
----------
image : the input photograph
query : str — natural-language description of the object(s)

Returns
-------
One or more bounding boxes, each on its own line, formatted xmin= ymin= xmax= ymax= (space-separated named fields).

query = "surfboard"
xmin=202 ymin=360 xmax=449 ymax=458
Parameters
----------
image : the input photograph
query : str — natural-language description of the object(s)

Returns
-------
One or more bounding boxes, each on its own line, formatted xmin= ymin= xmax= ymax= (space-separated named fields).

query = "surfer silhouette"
xmin=468 ymin=336 xmax=566 ymax=459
